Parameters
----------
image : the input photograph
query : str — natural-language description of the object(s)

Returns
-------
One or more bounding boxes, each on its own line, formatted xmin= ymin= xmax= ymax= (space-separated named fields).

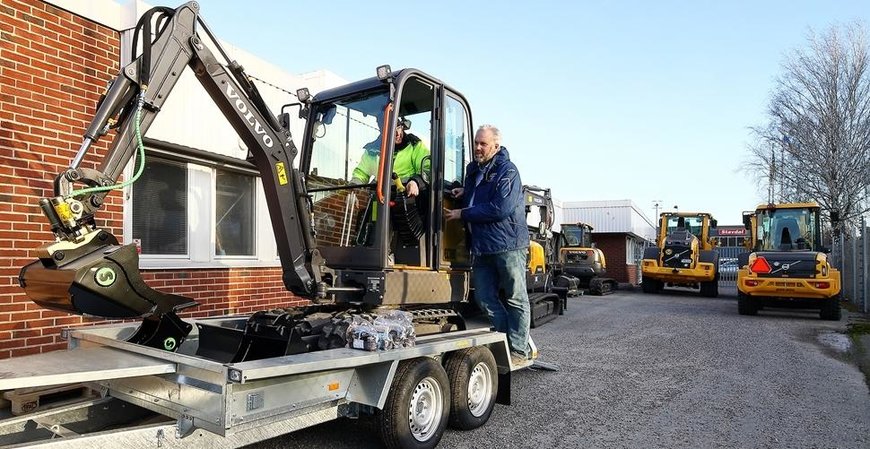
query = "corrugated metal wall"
xmin=562 ymin=200 xmax=656 ymax=241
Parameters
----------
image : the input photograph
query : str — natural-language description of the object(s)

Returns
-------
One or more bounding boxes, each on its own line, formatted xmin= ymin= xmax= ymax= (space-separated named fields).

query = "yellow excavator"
xmin=641 ymin=212 xmax=720 ymax=297
xmin=557 ymin=222 xmax=618 ymax=295
xmin=523 ymin=186 xmax=579 ymax=326
xmin=736 ymin=202 xmax=841 ymax=320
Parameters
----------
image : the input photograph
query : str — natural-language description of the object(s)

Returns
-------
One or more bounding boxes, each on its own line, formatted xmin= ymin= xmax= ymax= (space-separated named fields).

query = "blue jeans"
xmin=472 ymin=248 xmax=531 ymax=358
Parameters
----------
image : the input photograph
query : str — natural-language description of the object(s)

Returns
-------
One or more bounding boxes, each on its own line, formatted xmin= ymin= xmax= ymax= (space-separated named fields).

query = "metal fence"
xmin=834 ymin=217 xmax=869 ymax=313
xmin=717 ymin=246 xmax=744 ymax=289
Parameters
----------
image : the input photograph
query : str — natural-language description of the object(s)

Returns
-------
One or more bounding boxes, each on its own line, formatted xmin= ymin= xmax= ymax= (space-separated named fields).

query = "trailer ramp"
xmin=0 ymin=346 xmax=176 ymax=390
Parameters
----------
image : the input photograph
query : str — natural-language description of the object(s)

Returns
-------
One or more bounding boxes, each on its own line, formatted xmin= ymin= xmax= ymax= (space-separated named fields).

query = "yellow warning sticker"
xmin=276 ymin=162 xmax=288 ymax=185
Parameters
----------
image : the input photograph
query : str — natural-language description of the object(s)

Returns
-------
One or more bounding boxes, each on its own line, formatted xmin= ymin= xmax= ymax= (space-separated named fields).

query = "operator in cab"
xmin=351 ymin=117 xmax=430 ymax=197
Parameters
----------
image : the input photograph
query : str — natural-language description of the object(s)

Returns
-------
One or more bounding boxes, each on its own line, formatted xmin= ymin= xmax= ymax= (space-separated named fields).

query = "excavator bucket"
xmin=19 ymin=235 xmax=196 ymax=351
xmin=19 ymin=242 xmax=195 ymax=318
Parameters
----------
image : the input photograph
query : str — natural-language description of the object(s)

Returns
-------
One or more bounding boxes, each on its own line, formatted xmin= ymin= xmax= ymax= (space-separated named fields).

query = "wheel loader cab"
xmin=299 ymin=68 xmax=474 ymax=305
xmin=755 ymin=207 xmax=818 ymax=252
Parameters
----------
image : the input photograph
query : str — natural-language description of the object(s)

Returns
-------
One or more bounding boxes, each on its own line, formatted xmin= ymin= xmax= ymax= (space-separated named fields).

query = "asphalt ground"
xmin=249 ymin=287 xmax=870 ymax=449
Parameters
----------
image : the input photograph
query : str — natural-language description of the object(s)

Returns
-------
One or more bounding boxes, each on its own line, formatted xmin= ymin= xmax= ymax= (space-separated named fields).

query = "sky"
xmin=193 ymin=0 xmax=869 ymax=225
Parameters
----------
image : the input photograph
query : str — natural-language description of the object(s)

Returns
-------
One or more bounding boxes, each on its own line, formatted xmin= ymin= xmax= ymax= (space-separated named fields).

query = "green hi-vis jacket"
xmin=352 ymin=133 xmax=431 ymax=189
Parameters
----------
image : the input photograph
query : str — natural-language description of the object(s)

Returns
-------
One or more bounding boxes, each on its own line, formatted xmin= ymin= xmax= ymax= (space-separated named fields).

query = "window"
xmin=444 ymin=95 xmax=469 ymax=188
xmin=215 ymin=170 xmax=256 ymax=256
xmin=441 ymin=94 xmax=471 ymax=265
xmin=666 ymin=215 xmax=703 ymax=239
xmin=132 ymin=157 xmax=188 ymax=255
xmin=626 ymin=237 xmax=644 ymax=265
xmin=127 ymin=149 xmax=276 ymax=268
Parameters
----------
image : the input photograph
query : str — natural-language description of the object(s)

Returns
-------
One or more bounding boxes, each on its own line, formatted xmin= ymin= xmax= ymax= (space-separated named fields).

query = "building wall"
xmin=563 ymin=199 xmax=653 ymax=286
xmin=562 ymin=199 xmax=656 ymax=241
xmin=0 ymin=0 xmax=305 ymax=359
xmin=594 ymin=234 xmax=640 ymax=285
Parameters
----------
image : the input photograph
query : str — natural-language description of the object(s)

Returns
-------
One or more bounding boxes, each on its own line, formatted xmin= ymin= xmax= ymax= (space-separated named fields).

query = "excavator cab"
xmin=297 ymin=68 xmax=475 ymax=306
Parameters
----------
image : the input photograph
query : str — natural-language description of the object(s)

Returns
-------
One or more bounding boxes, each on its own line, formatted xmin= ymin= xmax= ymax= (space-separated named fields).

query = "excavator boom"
xmin=18 ymin=2 xmax=323 ymax=350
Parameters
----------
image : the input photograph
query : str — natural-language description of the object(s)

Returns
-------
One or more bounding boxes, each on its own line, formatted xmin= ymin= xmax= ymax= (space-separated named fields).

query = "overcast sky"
xmin=193 ymin=0 xmax=869 ymax=225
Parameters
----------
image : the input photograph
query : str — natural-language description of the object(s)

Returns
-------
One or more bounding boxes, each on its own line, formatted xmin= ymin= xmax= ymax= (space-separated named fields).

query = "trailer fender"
xmin=346 ymin=360 xmax=400 ymax=409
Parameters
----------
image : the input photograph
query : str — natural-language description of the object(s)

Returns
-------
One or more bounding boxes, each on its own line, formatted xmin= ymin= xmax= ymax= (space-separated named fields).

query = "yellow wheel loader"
xmin=736 ymin=202 xmax=841 ymax=320
xmin=641 ymin=212 xmax=720 ymax=297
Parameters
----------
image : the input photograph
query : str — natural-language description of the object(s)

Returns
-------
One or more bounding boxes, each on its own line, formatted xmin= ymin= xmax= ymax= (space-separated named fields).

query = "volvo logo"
xmin=771 ymin=260 xmax=800 ymax=274
xmin=226 ymin=84 xmax=274 ymax=148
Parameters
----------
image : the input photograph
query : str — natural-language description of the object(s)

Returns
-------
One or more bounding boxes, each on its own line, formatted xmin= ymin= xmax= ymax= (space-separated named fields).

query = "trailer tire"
xmin=444 ymin=346 xmax=498 ymax=430
xmin=737 ymin=292 xmax=757 ymax=316
xmin=820 ymin=295 xmax=841 ymax=321
xmin=378 ymin=358 xmax=450 ymax=449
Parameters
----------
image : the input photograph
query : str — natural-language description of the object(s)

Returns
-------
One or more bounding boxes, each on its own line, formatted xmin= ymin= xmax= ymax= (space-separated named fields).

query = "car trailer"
xmin=0 ymin=317 xmax=518 ymax=448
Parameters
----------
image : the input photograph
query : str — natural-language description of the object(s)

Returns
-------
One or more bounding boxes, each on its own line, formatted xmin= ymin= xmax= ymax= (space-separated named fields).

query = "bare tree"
xmin=747 ymin=21 xmax=870 ymax=224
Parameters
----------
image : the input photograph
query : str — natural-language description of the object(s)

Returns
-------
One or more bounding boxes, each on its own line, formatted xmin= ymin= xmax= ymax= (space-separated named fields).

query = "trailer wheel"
xmin=820 ymin=295 xmax=841 ymax=321
xmin=444 ymin=346 xmax=498 ymax=430
xmin=378 ymin=358 xmax=450 ymax=449
xmin=737 ymin=292 xmax=757 ymax=316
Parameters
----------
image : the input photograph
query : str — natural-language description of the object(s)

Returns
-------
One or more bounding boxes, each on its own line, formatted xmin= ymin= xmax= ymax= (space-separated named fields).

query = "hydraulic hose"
xmin=65 ymin=90 xmax=148 ymax=199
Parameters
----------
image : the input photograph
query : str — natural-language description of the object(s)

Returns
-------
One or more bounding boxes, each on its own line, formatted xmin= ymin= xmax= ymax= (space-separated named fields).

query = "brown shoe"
xmin=510 ymin=352 xmax=533 ymax=369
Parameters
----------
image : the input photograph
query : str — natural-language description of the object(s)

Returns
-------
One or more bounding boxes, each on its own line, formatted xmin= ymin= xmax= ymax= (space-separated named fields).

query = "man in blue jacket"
xmin=445 ymin=124 xmax=531 ymax=366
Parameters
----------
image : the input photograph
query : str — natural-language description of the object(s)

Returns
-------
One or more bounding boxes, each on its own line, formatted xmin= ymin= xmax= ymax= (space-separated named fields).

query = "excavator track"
xmin=588 ymin=278 xmax=617 ymax=296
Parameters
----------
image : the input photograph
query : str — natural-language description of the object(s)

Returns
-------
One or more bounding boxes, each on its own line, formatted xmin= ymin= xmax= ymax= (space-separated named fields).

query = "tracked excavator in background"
xmin=522 ymin=186 xmax=580 ymax=327
xmin=557 ymin=222 xmax=618 ymax=295
xmin=8 ymin=3 xmax=536 ymax=447
xmin=641 ymin=212 xmax=720 ymax=297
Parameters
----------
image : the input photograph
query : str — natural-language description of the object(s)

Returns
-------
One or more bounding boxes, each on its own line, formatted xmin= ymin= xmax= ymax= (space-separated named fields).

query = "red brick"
xmin=10 ymin=346 xmax=40 ymax=357
xmin=42 ymin=4 xmax=72 ymax=22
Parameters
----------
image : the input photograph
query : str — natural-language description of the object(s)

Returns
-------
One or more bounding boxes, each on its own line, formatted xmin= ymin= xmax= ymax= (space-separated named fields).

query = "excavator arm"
xmin=18 ymin=2 xmax=325 ymax=350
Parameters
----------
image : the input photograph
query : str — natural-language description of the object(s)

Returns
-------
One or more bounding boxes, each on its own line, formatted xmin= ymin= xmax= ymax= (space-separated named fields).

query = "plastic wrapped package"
xmin=346 ymin=310 xmax=416 ymax=351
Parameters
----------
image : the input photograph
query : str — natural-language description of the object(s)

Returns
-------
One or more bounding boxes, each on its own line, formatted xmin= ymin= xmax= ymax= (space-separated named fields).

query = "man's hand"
xmin=406 ymin=180 xmax=420 ymax=197
xmin=451 ymin=187 xmax=464 ymax=198
xmin=444 ymin=208 xmax=463 ymax=221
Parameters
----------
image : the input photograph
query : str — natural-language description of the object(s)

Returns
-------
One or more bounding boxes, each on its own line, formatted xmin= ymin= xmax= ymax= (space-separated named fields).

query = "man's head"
xmin=394 ymin=117 xmax=411 ymax=146
xmin=474 ymin=124 xmax=501 ymax=164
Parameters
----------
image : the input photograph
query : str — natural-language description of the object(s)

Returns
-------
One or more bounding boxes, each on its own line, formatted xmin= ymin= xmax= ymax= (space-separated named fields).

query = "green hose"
xmin=65 ymin=90 xmax=148 ymax=200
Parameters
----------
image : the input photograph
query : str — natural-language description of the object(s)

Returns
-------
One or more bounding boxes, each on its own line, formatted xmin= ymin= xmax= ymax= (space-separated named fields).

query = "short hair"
xmin=477 ymin=124 xmax=501 ymax=147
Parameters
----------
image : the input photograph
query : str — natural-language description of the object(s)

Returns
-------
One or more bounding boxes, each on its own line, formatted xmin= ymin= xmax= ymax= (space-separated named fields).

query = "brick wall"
xmin=595 ymin=234 xmax=639 ymax=285
xmin=0 ymin=1 xmax=304 ymax=359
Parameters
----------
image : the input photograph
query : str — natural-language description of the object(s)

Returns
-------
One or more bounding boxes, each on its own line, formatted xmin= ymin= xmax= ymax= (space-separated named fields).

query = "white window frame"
xmin=124 ymin=150 xmax=281 ymax=269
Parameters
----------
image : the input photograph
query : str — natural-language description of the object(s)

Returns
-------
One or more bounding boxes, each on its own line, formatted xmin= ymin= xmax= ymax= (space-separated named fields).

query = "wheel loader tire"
xmin=820 ymin=295 xmax=841 ymax=321
xmin=642 ymin=279 xmax=658 ymax=294
xmin=700 ymin=278 xmax=718 ymax=298
xmin=737 ymin=292 xmax=757 ymax=316
xmin=444 ymin=347 xmax=498 ymax=430
xmin=378 ymin=358 xmax=450 ymax=449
